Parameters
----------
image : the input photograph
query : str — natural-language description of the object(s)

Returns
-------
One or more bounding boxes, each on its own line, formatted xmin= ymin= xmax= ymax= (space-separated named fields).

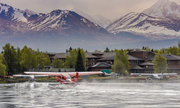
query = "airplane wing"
xmin=162 ymin=73 xmax=177 ymax=76
xmin=24 ymin=71 xmax=102 ymax=76
xmin=131 ymin=73 xmax=177 ymax=76
xmin=68 ymin=71 xmax=103 ymax=76
xmin=131 ymin=73 xmax=154 ymax=77
xmin=13 ymin=74 xmax=49 ymax=78
xmin=24 ymin=72 xmax=63 ymax=76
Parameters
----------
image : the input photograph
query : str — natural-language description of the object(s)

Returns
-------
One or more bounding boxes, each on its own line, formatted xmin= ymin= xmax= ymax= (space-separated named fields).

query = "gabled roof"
xmin=85 ymin=53 xmax=100 ymax=58
xmin=49 ymin=52 xmax=116 ymax=59
xmin=98 ymin=55 xmax=144 ymax=61
xmin=130 ymin=65 xmax=143 ymax=69
xmin=91 ymin=62 xmax=112 ymax=68
xmin=86 ymin=52 xmax=115 ymax=58
xmin=163 ymin=54 xmax=180 ymax=60
xmin=49 ymin=53 xmax=69 ymax=59
xmin=129 ymin=55 xmax=144 ymax=60
xmin=140 ymin=62 xmax=153 ymax=66
xmin=97 ymin=55 xmax=115 ymax=61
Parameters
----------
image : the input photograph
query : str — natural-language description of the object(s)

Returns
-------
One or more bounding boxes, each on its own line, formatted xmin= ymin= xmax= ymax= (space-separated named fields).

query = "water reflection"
xmin=0 ymin=82 xmax=180 ymax=108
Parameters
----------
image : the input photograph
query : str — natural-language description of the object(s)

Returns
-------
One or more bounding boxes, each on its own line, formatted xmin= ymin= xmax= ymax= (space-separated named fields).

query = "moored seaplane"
xmin=14 ymin=71 xmax=103 ymax=84
xmin=131 ymin=73 xmax=177 ymax=80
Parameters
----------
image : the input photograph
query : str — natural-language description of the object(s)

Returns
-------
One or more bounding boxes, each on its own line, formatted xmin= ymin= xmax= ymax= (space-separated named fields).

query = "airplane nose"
xmin=67 ymin=79 xmax=71 ymax=82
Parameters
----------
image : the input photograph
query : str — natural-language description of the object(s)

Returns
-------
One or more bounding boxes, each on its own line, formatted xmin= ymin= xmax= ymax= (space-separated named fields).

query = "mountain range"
xmin=0 ymin=0 xmax=180 ymax=52
xmin=107 ymin=0 xmax=180 ymax=40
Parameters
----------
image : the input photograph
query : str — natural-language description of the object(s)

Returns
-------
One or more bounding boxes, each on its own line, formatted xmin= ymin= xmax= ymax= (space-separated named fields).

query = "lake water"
xmin=1 ymin=81 xmax=180 ymax=108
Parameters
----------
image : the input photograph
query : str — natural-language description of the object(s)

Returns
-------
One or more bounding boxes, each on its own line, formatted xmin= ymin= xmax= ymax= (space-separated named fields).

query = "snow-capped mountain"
xmin=0 ymin=3 xmax=109 ymax=36
xmin=106 ymin=0 xmax=180 ymax=40
xmin=91 ymin=14 xmax=112 ymax=29
xmin=71 ymin=7 xmax=112 ymax=28
xmin=0 ymin=3 xmax=118 ymax=52
xmin=0 ymin=3 xmax=28 ymax=22
xmin=24 ymin=9 xmax=36 ymax=15
xmin=143 ymin=0 xmax=180 ymax=18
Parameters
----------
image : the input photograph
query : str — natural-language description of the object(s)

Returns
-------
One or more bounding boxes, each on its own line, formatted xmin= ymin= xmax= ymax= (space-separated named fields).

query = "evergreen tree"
xmin=142 ymin=46 xmax=145 ymax=50
xmin=104 ymin=47 xmax=110 ymax=52
xmin=151 ymin=49 xmax=154 ymax=52
xmin=16 ymin=47 xmax=21 ymax=73
xmin=85 ymin=50 xmax=88 ymax=53
xmin=2 ymin=43 xmax=17 ymax=75
xmin=178 ymin=40 xmax=180 ymax=48
xmin=75 ymin=49 xmax=85 ymax=71
xmin=69 ymin=47 xmax=73 ymax=52
xmin=66 ymin=49 xmax=68 ymax=53
xmin=152 ymin=53 xmax=167 ymax=73
xmin=0 ymin=54 xmax=6 ymax=76
xmin=64 ymin=48 xmax=86 ymax=68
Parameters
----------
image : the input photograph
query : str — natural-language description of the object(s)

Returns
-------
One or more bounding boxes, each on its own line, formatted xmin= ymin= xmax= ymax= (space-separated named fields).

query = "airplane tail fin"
xmin=72 ymin=72 xmax=78 ymax=83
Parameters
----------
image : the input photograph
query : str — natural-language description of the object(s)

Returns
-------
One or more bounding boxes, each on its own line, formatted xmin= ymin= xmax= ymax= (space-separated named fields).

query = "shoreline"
xmin=1 ymin=77 xmax=180 ymax=84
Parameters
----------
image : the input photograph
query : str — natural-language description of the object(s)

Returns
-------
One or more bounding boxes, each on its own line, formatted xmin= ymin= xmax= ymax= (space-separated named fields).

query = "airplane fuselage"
xmin=56 ymin=73 xmax=78 ymax=84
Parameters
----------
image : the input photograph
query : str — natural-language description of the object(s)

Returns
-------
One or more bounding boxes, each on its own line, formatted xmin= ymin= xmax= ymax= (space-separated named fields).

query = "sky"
xmin=0 ymin=0 xmax=180 ymax=21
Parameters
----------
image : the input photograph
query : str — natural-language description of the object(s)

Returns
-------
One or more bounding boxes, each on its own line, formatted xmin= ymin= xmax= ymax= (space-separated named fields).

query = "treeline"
xmin=1 ymin=40 xmax=180 ymax=76
xmin=54 ymin=48 xmax=86 ymax=71
xmin=0 ymin=44 xmax=86 ymax=76
xmin=142 ymin=40 xmax=180 ymax=56
xmin=0 ymin=43 xmax=51 ymax=76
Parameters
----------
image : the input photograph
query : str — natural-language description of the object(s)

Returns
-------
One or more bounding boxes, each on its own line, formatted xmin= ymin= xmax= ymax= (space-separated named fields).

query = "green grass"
xmin=0 ymin=80 xmax=6 ymax=83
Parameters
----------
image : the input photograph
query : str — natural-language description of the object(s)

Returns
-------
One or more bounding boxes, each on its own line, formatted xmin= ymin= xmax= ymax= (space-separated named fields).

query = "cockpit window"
xmin=66 ymin=77 xmax=71 ymax=79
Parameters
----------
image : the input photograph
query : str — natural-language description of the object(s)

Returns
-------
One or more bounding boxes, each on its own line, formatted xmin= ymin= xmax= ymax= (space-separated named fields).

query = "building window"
xmin=86 ymin=62 xmax=88 ymax=65
xmin=131 ymin=61 xmax=134 ymax=64
xmin=86 ymin=58 xmax=88 ymax=61
xmin=131 ymin=61 xmax=139 ymax=64
xmin=91 ymin=62 xmax=94 ymax=65
xmin=62 ymin=58 xmax=65 ymax=62
xmin=91 ymin=58 xmax=94 ymax=61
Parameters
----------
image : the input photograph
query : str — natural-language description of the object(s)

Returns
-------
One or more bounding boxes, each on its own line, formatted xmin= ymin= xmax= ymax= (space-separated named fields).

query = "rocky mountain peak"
xmin=24 ymin=9 xmax=36 ymax=15
xmin=143 ymin=0 xmax=180 ymax=18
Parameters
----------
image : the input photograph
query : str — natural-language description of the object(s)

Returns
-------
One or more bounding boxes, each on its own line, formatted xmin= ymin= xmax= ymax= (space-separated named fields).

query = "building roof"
xmin=85 ymin=53 xmax=101 ymax=58
xmin=129 ymin=55 xmax=144 ymax=60
xmin=91 ymin=62 xmax=112 ymax=68
xmin=140 ymin=62 xmax=153 ymax=66
xmin=128 ymin=49 xmax=155 ymax=53
xmin=49 ymin=53 xmax=69 ymax=59
xmin=98 ymin=54 xmax=144 ymax=61
xmin=48 ymin=51 xmax=180 ymax=62
xmin=97 ymin=55 xmax=115 ymax=61
xmin=163 ymin=54 xmax=180 ymax=60
xmin=130 ymin=65 xmax=143 ymax=70
xmin=49 ymin=52 xmax=116 ymax=59
xmin=86 ymin=52 xmax=115 ymax=58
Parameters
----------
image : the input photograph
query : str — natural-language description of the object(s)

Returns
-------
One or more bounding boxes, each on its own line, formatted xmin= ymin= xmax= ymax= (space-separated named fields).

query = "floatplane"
xmin=131 ymin=73 xmax=177 ymax=80
xmin=13 ymin=71 xmax=103 ymax=84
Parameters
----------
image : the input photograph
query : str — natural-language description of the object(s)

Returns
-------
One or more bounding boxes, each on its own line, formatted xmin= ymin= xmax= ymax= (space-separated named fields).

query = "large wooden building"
xmin=48 ymin=49 xmax=180 ymax=74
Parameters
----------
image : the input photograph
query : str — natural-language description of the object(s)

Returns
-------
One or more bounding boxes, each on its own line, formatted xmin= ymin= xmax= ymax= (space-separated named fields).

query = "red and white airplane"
xmin=14 ymin=71 xmax=102 ymax=84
